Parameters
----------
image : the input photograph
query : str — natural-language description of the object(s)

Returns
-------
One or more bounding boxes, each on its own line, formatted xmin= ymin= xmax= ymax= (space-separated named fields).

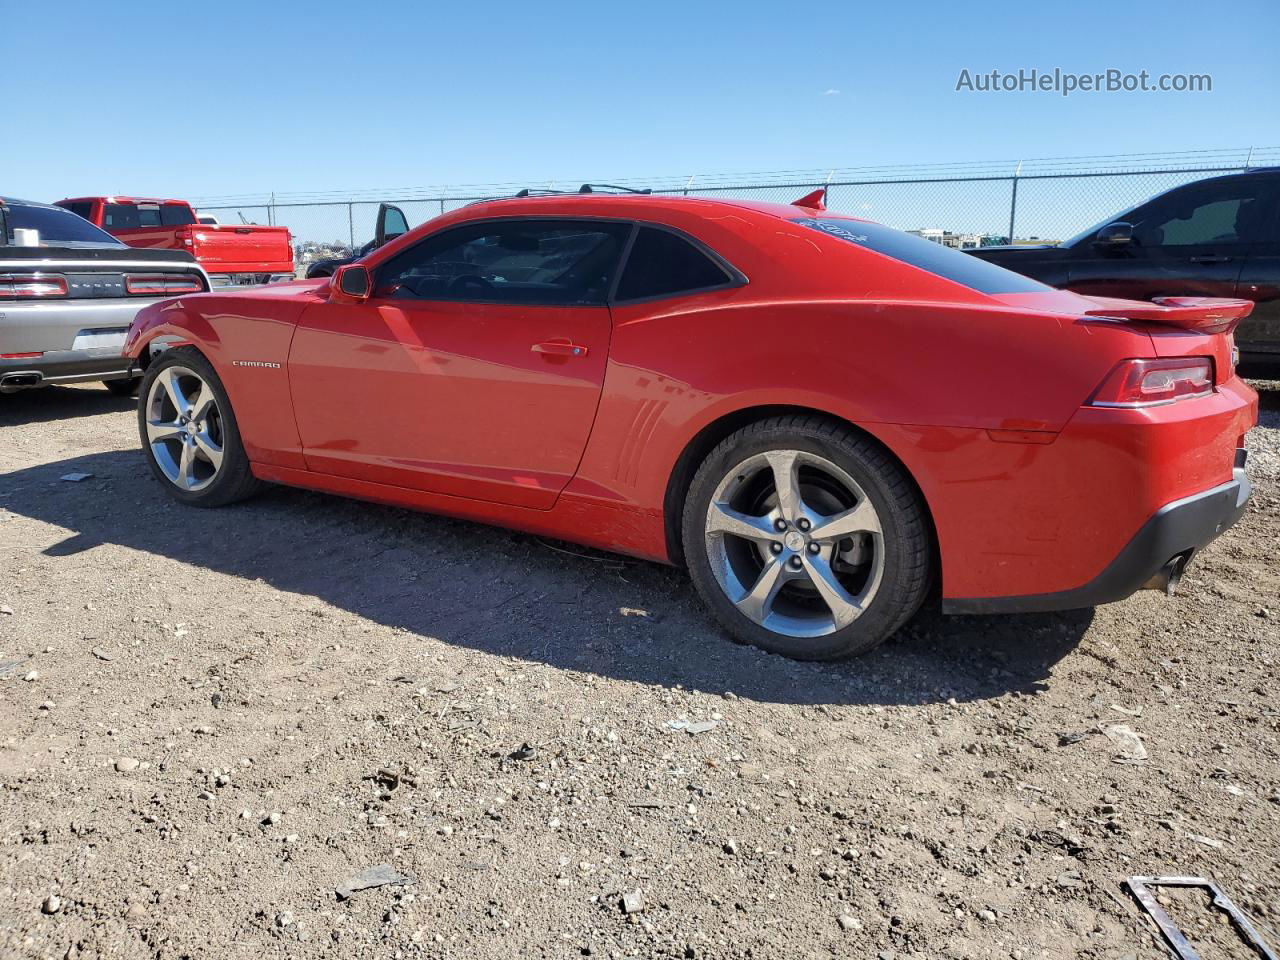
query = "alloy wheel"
xmin=703 ymin=449 xmax=885 ymax=638
xmin=144 ymin=366 xmax=225 ymax=492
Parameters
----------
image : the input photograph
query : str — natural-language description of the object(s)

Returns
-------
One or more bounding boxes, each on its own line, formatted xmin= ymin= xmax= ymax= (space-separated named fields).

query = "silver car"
xmin=1 ymin=197 xmax=208 ymax=395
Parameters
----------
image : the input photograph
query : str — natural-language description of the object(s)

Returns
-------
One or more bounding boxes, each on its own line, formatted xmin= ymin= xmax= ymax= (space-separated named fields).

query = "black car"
xmin=968 ymin=169 xmax=1280 ymax=375
xmin=304 ymin=203 xmax=409 ymax=279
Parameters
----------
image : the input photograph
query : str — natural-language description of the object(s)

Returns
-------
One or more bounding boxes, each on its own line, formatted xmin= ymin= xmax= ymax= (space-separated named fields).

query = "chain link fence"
xmin=191 ymin=148 xmax=1280 ymax=275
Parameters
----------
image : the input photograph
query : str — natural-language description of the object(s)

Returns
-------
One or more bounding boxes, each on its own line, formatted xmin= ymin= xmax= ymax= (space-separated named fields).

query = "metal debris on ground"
xmin=1125 ymin=875 xmax=1278 ymax=960
xmin=669 ymin=718 xmax=719 ymax=735
xmin=335 ymin=864 xmax=415 ymax=901
xmin=60 ymin=473 xmax=93 ymax=482
xmin=509 ymin=743 xmax=537 ymax=761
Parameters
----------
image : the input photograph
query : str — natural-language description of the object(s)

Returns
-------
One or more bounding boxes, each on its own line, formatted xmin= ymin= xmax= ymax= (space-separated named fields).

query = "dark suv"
xmin=968 ymin=169 xmax=1280 ymax=375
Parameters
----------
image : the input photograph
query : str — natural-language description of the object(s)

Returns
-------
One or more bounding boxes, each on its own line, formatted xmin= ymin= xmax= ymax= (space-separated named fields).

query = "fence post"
xmin=268 ymin=192 xmax=275 ymax=226
xmin=347 ymin=203 xmax=354 ymax=248
xmin=1007 ymin=160 xmax=1023 ymax=243
xmin=439 ymin=199 xmax=445 ymax=216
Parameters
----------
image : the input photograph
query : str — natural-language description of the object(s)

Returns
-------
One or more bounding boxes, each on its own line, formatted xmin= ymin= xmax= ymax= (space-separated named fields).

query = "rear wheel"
xmin=682 ymin=415 xmax=931 ymax=660
xmin=137 ymin=348 xmax=265 ymax=507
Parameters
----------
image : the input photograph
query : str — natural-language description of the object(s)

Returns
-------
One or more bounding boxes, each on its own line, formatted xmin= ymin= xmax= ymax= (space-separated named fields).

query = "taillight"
xmin=0 ymin=273 xmax=68 ymax=298
xmin=1089 ymin=357 xmax=1214 ymax=408
xmin=125 ymin=275 xmax=204 ymax=295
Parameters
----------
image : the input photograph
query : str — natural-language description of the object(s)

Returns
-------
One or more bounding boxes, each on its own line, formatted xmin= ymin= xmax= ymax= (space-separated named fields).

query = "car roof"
xmin=457 ymin=192 xmax=842 ymax=223
xmin=0 ymin=196 xmax=81 ymax=211
xmin=57 ymin=196 xmax=191 ymax=205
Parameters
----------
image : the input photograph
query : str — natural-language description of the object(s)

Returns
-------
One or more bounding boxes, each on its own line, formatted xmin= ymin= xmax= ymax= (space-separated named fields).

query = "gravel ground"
xmin=1 ymin=382 xmax=1278 ymax=960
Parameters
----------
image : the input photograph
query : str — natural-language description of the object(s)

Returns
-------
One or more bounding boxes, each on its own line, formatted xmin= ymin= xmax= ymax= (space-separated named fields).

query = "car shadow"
xmin=0 ymin=384 xmax=136 ymax=426
xmin=1 ymin=449 xmax=1092 ymax=707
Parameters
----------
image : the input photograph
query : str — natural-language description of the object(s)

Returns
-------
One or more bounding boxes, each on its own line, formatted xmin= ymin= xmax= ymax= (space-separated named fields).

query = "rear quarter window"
xmin=615 ymin=226 xmax=735 ymax=301
xmin=794 ymin=217 xmax=1051 ymax=295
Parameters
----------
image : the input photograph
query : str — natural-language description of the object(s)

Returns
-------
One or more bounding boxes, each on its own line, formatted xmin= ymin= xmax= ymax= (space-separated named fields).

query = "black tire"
xmin=103 ymin=376 xmax=142 ymax=397
xmin=681 ymin=415 xmax=931 ymax=660
xmin=136 ymin=347 xmax=266 ymax=507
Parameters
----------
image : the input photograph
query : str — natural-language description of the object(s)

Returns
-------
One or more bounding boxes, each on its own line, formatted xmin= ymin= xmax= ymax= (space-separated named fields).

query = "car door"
xmin=1233 ymin=178 xmax=1280 ymax=364
xmin=287 ymin=217 xmax=631 ymax=510
xmin=1063 ymin=178 xmax=1255 ymax=301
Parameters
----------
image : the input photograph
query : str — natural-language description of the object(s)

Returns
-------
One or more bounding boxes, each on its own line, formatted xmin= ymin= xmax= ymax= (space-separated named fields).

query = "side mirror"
xmin=333 ymin=264 xmax=371 ymax=302
xmin=1093 ymin=221 xmax=1134 ymax=248
xmin=375 ymin=203 xmax=410 ymax=248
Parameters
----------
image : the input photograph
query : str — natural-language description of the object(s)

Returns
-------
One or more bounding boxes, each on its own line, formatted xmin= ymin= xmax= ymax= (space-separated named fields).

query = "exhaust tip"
xmin=1142 ymin=552 xmax=1192 ymax=595
xmin=0 ymin=373 xmax=42 ymax=393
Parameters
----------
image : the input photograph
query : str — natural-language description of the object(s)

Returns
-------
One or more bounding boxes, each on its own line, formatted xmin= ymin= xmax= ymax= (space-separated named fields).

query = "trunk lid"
xmin=993 ymin=290 xmax=1251 ymax=384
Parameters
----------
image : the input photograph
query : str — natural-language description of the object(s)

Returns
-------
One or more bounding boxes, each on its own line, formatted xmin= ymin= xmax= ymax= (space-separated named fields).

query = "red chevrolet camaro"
xmin=122 ymin=188 xmax=1257 ymax=660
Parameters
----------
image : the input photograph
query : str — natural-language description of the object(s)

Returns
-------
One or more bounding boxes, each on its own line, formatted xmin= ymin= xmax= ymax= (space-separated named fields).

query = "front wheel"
xmin=136 ymin=348 xmax=265 ymax=507
xmin=682 ymin=416 xmax=931 ymax=660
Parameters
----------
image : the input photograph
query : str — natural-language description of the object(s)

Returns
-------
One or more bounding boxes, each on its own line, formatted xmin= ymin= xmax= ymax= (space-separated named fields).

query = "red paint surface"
xmin=124 ymin=195 xmax=1258 ymax=602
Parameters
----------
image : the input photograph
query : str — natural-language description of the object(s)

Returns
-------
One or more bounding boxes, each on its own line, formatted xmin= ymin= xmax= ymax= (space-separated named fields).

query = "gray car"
xmin=1 ymin=197 xmax=208 ymax=395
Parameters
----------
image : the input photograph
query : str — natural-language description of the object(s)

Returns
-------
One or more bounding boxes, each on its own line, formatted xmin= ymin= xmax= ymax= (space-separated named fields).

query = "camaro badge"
xmin=232 ymin=360 xmax=281 ymax=369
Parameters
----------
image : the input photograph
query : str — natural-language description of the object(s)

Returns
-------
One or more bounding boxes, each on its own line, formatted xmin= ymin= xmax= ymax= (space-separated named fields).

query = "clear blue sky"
xmin=9 ymin=0 xmax=1277 ymax=203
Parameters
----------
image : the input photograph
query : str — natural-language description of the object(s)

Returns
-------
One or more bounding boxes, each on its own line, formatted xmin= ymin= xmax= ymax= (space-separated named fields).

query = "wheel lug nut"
xmin=798 ymin=518 xmax=811 ymax=531
xmin=770 ymin=542 xmax=783 ymax=555
xmin=808 ymin=542 xmax=820 ymax=554
xmin=773 ymin=519 xmax=787 ymax=532
xmin=788 ymin=556 xmax=803 ymax=570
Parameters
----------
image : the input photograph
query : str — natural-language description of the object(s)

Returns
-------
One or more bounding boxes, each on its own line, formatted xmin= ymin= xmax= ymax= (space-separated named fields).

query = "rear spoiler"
xmin=0 ymin=245 xmax=197 ymax=263
xmin=1080 ymin=295 xmax=1253 ymax=335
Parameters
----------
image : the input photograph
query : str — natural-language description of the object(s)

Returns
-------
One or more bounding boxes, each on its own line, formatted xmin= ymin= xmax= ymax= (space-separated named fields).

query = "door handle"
xmin=1189 ymin=255 xmax=1232 ymax=264
xmin=532 ymin=340 xmax=588 ymax=358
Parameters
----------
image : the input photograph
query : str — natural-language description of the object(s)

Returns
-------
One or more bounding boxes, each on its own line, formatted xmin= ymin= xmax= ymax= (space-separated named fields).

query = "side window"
xmin=378 ymin=219 xmax=630 ymax=305
xmin=58 ymin=202 xmax=93 ymax=220
xmin=103 ymin=204 xmax=140 ymax=229
xmin=160 ymin=205 xmax=196 ymax=227
xmin=1132 ymin=184 xmax=1266 ymax=247
xmin=615 ymin=227 xmax=733 ymax=301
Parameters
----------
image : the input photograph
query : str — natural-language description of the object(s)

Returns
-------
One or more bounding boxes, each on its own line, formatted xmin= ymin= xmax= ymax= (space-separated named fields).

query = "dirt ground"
xmin=1 ymin=382 xmax=1278 ymax=960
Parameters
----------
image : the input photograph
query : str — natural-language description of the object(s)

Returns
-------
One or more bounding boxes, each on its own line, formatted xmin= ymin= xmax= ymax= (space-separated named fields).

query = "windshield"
xmin=4 ymin=200 xmax=124 ymax=247
xmin=793 ymin=217 xmax=1052 ymax=295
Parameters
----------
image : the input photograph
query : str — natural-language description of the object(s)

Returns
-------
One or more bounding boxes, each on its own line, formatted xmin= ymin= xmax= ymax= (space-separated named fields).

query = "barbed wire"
xmin=187 ymin=146 xmax=1279 ymax=207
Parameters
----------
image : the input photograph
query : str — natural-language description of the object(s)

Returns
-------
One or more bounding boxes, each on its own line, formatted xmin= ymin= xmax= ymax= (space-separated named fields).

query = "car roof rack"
xmin=469 ymin=183 xmax=656 ymax=206
xmin=577 ymin=183 xmax=652 ymax=195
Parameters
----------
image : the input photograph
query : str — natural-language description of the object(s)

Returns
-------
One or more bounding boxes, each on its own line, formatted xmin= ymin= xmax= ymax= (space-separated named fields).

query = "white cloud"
xmin=822 ymin=88 xmax=841 ymax=96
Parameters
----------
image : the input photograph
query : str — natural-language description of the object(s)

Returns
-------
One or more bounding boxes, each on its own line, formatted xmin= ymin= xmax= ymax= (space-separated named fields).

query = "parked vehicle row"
xmin=120 ymin=187 xmax=1256 ymax=660
xmin=0 ymin=197 xmax=208 ymax=394
xmin=56 ymin=196 xmax=295 ymax=287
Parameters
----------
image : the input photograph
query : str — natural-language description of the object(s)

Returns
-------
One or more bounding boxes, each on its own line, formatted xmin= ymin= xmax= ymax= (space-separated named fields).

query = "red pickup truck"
xmin=57 ymin=196 xmax=294 ymax=287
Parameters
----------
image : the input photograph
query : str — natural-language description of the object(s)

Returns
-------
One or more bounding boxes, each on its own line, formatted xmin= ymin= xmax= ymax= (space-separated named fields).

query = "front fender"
xmin=124 ymin=298 xmax=221 ymax=361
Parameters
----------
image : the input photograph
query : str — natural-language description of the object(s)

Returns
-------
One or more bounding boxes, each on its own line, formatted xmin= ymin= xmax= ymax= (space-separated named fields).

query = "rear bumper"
xmin=0 ymin=350 xmax=136 ymax=390
xmin=944 ymin=450 xmax=1251 ymax=614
